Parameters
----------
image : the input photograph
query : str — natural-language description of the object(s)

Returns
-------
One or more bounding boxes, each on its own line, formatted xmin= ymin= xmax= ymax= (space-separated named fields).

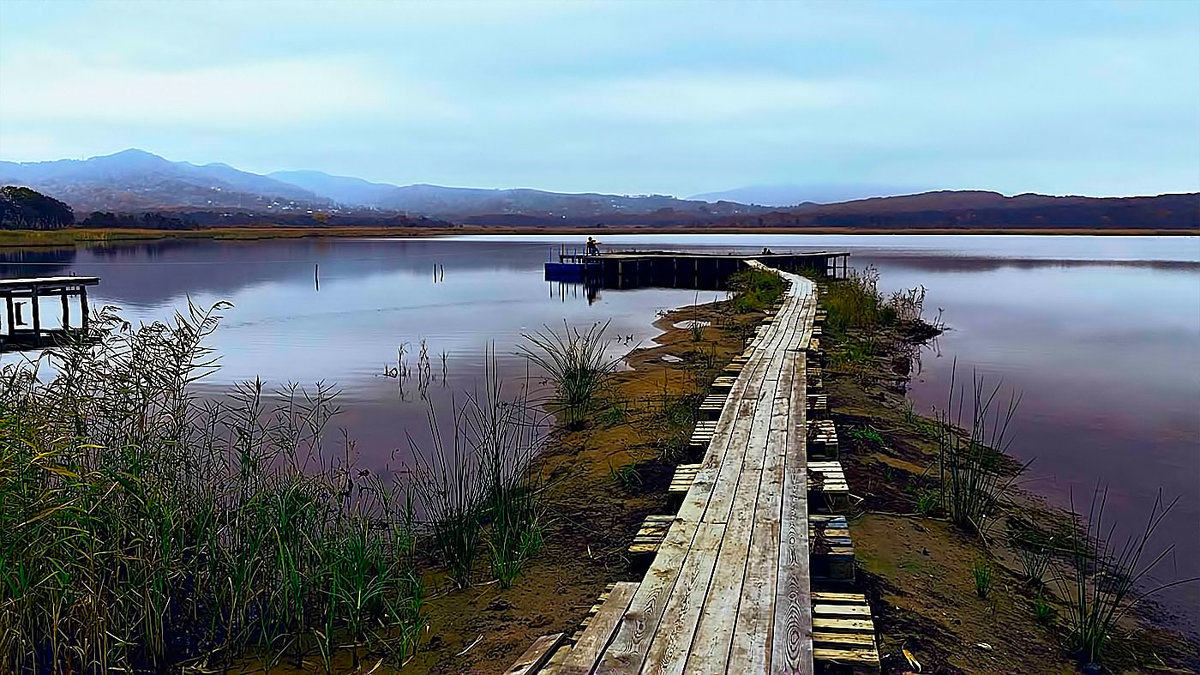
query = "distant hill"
xmin=1 ymin=186 xmax=74 ymax=230
xmin=1 ymin=150 xmax=1194 ymax=231
xmin=0 ymin=149 xmax=330 ymax=213
xmin=689 ymin=183 xmax=925 ymax=207
xmin=269 ymin=169 xmax=764 ymax=219
xmin=714 ymin=190 xmax=1200 ymax=230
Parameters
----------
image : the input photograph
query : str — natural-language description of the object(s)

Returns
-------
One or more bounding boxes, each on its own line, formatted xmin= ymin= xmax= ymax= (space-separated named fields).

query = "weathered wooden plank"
xmin=812 ymin=631 xmax=876 ymax=647
xmin=641 ymin=522 xmax=724 ymax=675
xmin=812 ymin=617 xmax=874 ymax=632
xmin=811 ymin=591 xmax=867 ymax=603
xmin=689 ymin=276 xmax=805 ymax=672
xmin=727 ymin=351 xmax=796 ymax=671
xmin=771 ymin=287 xmax=816 ymax=675
xmin=558 ymin=583 xmax=640 ymax=675
xmin=504 ymin=632 xmax=566 ymax=675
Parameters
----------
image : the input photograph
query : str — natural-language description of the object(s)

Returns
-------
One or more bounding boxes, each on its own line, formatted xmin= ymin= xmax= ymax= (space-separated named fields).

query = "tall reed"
xmin=407 ymin=347 xmax=547 ymax=590
xmin=465 ymin=350 xmax=546 ymax=588
xmin=0 ymin=302 xmax=426 ymax=674
xmin=1057 ymin=487 xmax=1196 ymax=668
xmin=934 ymin=360 xmax=1026 ymax=534
xmin=520 ymin=320 xmax=618 ymax=428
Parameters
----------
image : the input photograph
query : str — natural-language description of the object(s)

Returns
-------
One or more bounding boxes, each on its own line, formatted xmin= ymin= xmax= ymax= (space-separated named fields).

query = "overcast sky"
xmin=1 ymin=0 xmax=1197 ymax=197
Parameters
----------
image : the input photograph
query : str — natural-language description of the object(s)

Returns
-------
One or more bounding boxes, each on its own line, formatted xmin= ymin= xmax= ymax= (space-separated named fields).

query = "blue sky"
xmin=0 ymin=0 xmax=1197 ymax=197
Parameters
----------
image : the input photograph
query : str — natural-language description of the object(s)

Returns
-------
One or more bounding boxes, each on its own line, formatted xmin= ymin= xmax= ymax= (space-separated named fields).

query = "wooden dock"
xmin=546 ymin=249 xmax=850 ymax=290
xmin=0 ymin=276 xmax=98 ymax=352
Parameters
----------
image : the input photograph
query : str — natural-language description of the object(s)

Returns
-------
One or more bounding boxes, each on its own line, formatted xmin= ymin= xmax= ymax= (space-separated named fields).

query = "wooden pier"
xmin=546 ymin=249 xmax=850 ymax=291
xmin=0 ymin=276 xmax=98 ymax=351
xmin=510 ymin=260 xmax=881 ymax=675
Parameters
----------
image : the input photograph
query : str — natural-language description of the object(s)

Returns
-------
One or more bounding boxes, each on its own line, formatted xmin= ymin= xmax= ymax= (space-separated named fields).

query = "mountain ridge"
xmin=1 ymin=150 xmax=1195 ymax=230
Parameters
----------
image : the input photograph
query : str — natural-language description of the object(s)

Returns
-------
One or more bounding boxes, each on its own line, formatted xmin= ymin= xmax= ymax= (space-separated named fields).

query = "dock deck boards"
xmin=592 ymin=261 xmax=818 ymax=675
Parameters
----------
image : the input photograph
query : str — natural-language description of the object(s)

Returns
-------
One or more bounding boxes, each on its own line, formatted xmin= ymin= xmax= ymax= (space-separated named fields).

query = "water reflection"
xmin=2 ymin=233 xmax=1197 ymax=633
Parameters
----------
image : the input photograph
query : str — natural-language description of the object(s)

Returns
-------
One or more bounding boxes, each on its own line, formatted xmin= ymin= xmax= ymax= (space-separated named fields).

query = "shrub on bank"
xmin=728 ymin=267 xmax=786 ymax=313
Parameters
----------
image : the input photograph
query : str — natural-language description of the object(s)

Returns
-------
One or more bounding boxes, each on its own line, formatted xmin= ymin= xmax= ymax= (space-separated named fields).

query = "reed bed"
xmin=822 ymin=265 xmax=927 ymax=336
xmin=0 ymin=303 xmax=545 ymax=674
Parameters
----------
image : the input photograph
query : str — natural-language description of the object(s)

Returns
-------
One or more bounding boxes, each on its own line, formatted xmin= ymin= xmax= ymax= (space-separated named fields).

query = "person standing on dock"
xmin=586 ymin=237 xmax=601 ymax=256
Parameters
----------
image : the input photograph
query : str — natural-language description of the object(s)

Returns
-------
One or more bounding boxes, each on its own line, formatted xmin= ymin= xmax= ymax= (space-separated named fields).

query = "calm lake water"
xmin=3 ymin=233 xmax=1198 ymax=634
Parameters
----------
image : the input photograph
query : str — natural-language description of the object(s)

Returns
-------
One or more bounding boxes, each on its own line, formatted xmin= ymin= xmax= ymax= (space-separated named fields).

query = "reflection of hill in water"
xmin=61 ymin=239 xmax=552 ymax=307
xmin=0 ymin=246 xmax=76 ymax=278
xmin=856 ymin=253 xmax=1199 ymax=274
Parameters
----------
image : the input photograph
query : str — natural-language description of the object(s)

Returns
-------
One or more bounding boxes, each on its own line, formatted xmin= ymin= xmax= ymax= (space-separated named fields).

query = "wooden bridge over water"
xmin=0 ymin=276 xmax=97 ymax=352
xmin=510 ymin=261 xmax=877 ymax=675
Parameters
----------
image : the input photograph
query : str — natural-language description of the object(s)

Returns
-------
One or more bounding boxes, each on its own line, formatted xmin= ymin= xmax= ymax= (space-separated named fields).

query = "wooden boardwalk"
xmin=590 ymin=261 xmax=819 ymax=675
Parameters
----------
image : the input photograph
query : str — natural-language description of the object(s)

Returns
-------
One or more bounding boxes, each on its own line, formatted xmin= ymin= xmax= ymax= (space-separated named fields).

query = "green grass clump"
xmin=973 ymin=559 xmax=994 ymax=598
xmin=609 ymin=461 xmax=644 ymax=491
xmin=1033 ymin=591 xmax=1055 ymax=625
xmin=916 ymin=489 xmax=941 ymax=516
xmin=850 ymin=426 xmax=884 ymax=446
xmin=728 ymin=267 xmax=786 ymax=313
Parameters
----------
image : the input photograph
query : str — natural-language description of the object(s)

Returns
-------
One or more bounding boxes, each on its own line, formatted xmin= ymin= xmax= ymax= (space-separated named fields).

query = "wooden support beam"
xmin=31 ymin=287 xmax=41 ymax=342
xmin=80 ymin=286 xmax=89 ymax=331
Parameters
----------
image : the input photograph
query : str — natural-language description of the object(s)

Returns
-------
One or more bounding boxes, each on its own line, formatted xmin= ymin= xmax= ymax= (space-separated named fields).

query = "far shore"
xmin=2 ymin=224 xmax=1198 ymax=249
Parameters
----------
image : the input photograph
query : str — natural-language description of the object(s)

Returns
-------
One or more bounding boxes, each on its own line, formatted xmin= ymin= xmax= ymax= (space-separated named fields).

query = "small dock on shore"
xmin=511 ymin=259 xmax=879 ymax=674
xmin=0 ymin=276 xmax=98 ymax=351
xmin=545 ymin=248 xmax=850 ymax=290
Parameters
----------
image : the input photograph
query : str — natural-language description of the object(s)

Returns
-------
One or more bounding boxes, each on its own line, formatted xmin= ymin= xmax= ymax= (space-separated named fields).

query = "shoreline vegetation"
xmin=2 ymin=265 xmax=1195 ymax=674
xmin=814 ymin=268 xmax=1198 ymax=674
xmin=2 ymin=224 xmax=1199 ymax=249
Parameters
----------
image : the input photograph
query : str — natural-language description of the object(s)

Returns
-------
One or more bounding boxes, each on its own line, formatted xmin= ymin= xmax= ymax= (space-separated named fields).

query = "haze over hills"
xmin=0 ymin=150 xmax=763 ymax=219
xmin=270 ymin=169 xmax=761 ymax=219
xmin=0 ymin=149 xmax=329 ymax=213
xmin=688 ymin=183 xmax=930 ymax=207
xmin=0 ymin=149 xmax=1195 ymax=230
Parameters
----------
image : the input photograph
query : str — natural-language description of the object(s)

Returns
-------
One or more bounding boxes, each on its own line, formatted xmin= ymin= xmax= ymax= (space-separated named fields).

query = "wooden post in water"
xmin=80 ymin=286 xmax=89 ymax=332
xmin=31 ymin=287 xmax=41 ymax=343
xmin=61 ymin=291 xmax=69 ymax=329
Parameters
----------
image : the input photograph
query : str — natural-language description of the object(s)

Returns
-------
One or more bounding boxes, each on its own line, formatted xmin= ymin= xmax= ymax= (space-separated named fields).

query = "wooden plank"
xmin=813 ymin=604 xmax=872 ymax=616
xmin=812 ymin=646 xmax=879 ymax=662
xmin=812 ymin=631 xmax=875 ymax=647
xmin=771 ymin=283 xmax=816 ymax=675
xmin=727 ymin=351 xmax=795 ymax=670
xmin=689 ymin=276 xmax=804 ymax=673
xmin=640 ymin=522 xmax=724 ymax=675
xmin=812 ymin=617 xmax=874 ymax=632
xmin=504 ymin=633 xmax=566 ymax=675
xmin=558 ymin=582 xmax=640 ymax=675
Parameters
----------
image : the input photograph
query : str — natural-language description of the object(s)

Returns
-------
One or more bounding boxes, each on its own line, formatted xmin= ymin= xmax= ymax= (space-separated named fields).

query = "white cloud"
xmin=0 ymin=52 xmax=426 ymax=129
